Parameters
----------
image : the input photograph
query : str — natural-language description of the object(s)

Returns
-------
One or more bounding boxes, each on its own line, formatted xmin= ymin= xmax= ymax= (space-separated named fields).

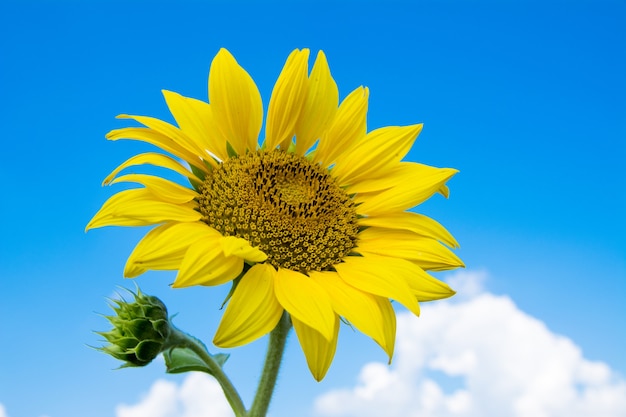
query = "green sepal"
xmin=189 ymin=159 xmax=215 ymax=192
xmin=189 ymin=178 xmax=202 ymax=192
xmin=339 ymin=316 xmax=355 ymax=331
xmin=189 ymin=166 xmax=206 ymax=192
xmin=126 ymin=318 xmax=159 ymax=339
xmin=226 ymin=141 xmax=239 ymax=158
xmin=135 ymin=340 xmax=163 ymax=362
xmin=220 ymin=264 xmax=250 ymax=309
xmin=195 ymin=161 xmax=210 ymax=180
xmin=163 ymin=347 xmax=229 ymax=375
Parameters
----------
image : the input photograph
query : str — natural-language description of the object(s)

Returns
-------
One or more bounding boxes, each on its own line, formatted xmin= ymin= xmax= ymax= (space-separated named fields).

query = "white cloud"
xmin=445 ymin=269 xmax=487 ymax=300
xmin=115 ymin=373 xmax=234 ymax=417
xmin=314 ymin=271 xmax=626 ymax=417
xmin=113 ymin=270 xmax=626 ymax=417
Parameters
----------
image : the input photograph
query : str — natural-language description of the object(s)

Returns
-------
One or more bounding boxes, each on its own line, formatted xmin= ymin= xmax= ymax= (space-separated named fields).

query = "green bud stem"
xmin=165 ymin=325 xmax=247 ymax=417
xmin=248 ymin=312 xmax=292 ymax=417
xmin=162 ymin=313 xmax=291 ymax=417
xmin=99 ymin=289 xmax=292 ymax=417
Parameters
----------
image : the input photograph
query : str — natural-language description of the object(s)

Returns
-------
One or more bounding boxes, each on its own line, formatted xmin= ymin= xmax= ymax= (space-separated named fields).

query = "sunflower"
xmin=87 ymin=48 xmax=463 ymax=381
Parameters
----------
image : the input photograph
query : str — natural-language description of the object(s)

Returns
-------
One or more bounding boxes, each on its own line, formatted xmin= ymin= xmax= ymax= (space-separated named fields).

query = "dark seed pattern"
xmin=198 ymin=149 xmax=359 ymax=273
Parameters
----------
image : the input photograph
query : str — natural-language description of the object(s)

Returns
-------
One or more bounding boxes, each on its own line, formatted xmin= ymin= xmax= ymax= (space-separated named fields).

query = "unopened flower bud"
xmin=98 ymin=289 xmax=170 ymax=367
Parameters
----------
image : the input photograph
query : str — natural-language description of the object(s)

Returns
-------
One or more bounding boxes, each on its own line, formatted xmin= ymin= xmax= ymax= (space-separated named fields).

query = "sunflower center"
xmin=198 ymin=149 xmax=359 ymax=273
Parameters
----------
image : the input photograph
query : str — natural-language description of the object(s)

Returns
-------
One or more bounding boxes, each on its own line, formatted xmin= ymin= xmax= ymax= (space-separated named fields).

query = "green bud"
xmin=98 ymin=288 xmax=171 ymax=367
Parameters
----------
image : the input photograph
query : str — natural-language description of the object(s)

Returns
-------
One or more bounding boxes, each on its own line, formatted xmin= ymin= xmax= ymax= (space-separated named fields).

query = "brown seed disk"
xmin=198 ymin=149 xmax=359 ymax=273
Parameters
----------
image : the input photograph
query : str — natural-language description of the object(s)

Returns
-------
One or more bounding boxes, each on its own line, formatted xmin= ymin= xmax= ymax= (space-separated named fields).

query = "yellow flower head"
xmin=87 ymin=48 xmax=463 ymax=381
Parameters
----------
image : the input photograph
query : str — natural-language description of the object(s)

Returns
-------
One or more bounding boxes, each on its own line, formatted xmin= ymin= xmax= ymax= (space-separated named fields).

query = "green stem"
xmin=248 ymin=313 xmax=292 ymax=417
xmin=166 ymin=326 xmax=247 ymax=417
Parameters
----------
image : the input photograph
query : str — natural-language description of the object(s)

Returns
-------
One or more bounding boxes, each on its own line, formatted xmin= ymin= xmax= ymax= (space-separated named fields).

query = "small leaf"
xmin=163 ymin=347 xmax=229 ymax=375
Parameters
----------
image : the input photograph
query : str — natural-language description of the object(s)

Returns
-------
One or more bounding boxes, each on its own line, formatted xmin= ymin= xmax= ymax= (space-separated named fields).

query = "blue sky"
xmin=1 ymin=1 xmax=624 ymax=416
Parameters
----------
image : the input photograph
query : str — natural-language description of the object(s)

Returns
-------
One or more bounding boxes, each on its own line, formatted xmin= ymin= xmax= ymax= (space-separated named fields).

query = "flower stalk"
xmin=166 ymin=314 xmax=291 ymax=417
xmin=249 ymin=313 xmax=292 ymax=417
xmin=165 ymin=326 xmax=247 ymax=417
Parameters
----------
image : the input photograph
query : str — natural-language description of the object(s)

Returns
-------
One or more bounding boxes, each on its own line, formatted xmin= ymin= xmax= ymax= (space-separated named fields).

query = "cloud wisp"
xmin=115 ymin=373 xmax=234 ymax=417
xmin=314 ymin=271 xmax=626 ymax=417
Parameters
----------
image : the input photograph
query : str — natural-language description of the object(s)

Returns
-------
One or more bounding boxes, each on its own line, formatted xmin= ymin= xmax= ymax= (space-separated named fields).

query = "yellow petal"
xmin=333 ymin=124 xmax=423 ymax=185
xmin=356 ymin=228 xmax=465 ymax=271
xmin=352 ymin=163 xmax=458 ymax=215
xmin=209 ymin=48 xmax=263 ymax=155
xmin=292 ymin=314 xmax=339 ymax=381
xmin=334 ymin=255 xmax=421 ymax=316
xmin=404 ymin=267 xmax=457 ymax=302
xmin=162 ymin=90 xmax=227 ymax=163
xmin=174 ymin=237 xmax=243 ymax=287
xmin=273 ymin=268 xmax=334 ymax=341
xmin=265 ymin=49 xmax=310 ymax=150
xmin=348 ymin=162 xmax=454 ymax=194
xmin=220 ymin=236 xmax=268 ymax=262
xmin=125 ymin=222 xmax=220 ymax=277
xmin=314 ymin=86 xmax=369 ymax=166
xmin=358 ymin=211 xmax=459 ymax=248
xmin=106 ymin=127 xmax=207 ymax=173
xmin=309 ymin=270 xmax=395 ymax=359
xmin=86 ymin=189 xmax=201 ymax=230
xmin=295 ymin=51 xmax=338 ymax=156
xmin=439 ymin=184 xmax=450 ymax=198
xmin=103 ymin=152 xmax=196 ymax=185
xmin=213 ymin=264 xmax=283 ymax=347
xmin=376 ymin=296 xmax=396 ymax=363
xmin=117 ymin=114 xmax=206 ymax=158
xmin=109 ymin=174 xmax=198 ymax=204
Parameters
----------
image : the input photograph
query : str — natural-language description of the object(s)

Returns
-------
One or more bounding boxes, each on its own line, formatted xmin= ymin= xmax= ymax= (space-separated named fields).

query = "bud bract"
xmin=99 ymin=289 xmax=170 ymax=367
